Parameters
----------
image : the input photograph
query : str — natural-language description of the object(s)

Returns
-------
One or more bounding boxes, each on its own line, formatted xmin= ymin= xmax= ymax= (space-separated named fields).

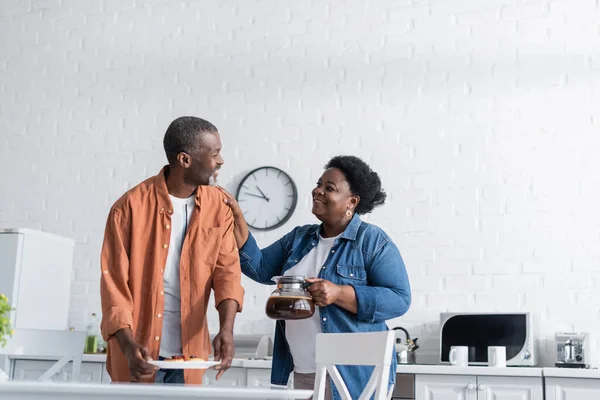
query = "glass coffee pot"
xmin=265 ymin=275 xmax=315 ymax=320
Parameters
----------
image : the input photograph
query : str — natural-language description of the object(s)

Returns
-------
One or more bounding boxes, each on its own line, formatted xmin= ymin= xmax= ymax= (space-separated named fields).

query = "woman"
xmin=220 ymin=155 xmax=411 ymax=400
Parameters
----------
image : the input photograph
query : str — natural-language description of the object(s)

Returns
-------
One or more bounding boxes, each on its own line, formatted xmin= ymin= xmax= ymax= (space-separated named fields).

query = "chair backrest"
xmin=0 ymin=329 xmax=87 ymax=381
xmin=313 ymin=331 xmax=395 ymax=400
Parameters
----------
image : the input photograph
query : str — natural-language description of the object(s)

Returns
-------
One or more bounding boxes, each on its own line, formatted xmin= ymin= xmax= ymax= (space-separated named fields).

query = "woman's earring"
xmin=345 ymin=210 xmax=353 ymax=219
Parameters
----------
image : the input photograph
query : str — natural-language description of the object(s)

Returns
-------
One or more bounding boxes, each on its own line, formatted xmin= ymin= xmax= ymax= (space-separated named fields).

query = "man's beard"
xmin=208 ymin=169 xmax=220 ymax=186
xmin=184 ymin=168 xmax=218 ymax=186
xmin=208 ymin=174 xmax=217 ymax=186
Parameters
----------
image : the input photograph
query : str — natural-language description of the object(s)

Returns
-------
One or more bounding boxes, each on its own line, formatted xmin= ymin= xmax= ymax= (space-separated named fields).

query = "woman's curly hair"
xmin=325 ymin=155 xmax=387 ymax=215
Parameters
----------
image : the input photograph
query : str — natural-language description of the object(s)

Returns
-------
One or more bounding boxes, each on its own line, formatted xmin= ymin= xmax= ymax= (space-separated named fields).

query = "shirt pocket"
xmin=335 ymin=265 xmax=368 ymax=285
xmin=191 ymin=227 xmax=223 ymax=267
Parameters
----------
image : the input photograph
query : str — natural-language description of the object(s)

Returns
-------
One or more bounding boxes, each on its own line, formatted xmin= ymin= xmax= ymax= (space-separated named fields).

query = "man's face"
xmin=183 ymin=131 xmax=224 ymax=186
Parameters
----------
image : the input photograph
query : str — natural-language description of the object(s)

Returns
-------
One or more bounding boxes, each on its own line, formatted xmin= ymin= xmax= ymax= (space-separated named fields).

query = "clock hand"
xmin=244 ymin=192 xmax=269 ymax=200
xmin=255 ymin=186 xmax=270 ymax=202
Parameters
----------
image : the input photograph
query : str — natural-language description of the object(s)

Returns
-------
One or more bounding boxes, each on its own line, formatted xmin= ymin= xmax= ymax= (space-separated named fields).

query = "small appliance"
xmin=440 ymin=312 xmax=537 ymax=366
xmin=555 ymin=332 xmax=590 ymax=368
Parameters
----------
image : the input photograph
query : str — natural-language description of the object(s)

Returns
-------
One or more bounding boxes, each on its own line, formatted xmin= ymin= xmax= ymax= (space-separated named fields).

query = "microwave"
xmin=440 ymin=312 xmax=538 ymax=366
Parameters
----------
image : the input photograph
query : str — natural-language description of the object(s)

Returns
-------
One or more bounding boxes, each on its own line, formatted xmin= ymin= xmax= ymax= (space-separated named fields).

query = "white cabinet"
xmin=101 ymin=365 xmax=111 ymax=383
xmin=11 ymin=360 xmax=103 ymax=383
xmin=545 ymin=377 xmax=600 ymax=400
xmin=202 ymin=367 xmax=272 ymax=388
xmin=247 ymin=368 xmax=272 ymax=388
xmin=202 ymin=367 xmax=248 ymax=387
xmin=0 ymin=229 xmax=74 ymax=330
xmin=416 ymin=375 xmax=476 ymax=400
xmin=9 ymin=358 xmax=264 ymax=387
xmin=416 ymin=375 xmax=542 ymax=400
xmin=12 ymin=360 xmax=56 ymax=381
xmin=478 ymin=376 xmax=543 ymax=400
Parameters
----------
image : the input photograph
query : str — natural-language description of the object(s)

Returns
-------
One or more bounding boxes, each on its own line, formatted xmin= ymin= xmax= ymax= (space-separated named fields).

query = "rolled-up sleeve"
xmin=352 ymin=240 xmax=411 ymax=323
xmin=212 ymin=208 xmax=245 ymax=311
xmin=100 ymin=208 xmax=134 ymax=341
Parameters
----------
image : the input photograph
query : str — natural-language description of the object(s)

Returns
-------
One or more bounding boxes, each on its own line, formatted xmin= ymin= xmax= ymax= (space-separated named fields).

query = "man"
xmin=100 ymin=116 xmax=244 ymax=385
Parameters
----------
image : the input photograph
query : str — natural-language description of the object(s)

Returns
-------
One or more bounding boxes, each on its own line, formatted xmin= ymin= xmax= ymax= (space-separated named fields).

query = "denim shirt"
xmin=239 ymin=214 xmax=411 ymax=400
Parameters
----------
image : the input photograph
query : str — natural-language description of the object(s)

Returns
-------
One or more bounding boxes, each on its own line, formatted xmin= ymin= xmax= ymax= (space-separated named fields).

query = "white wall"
xmin=1 ymin=0 xmax=600 ymax=366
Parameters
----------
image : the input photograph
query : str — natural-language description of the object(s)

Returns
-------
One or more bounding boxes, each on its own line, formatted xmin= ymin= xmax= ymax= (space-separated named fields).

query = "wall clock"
xmin=235 ymin=166 xmax=298 ymax=231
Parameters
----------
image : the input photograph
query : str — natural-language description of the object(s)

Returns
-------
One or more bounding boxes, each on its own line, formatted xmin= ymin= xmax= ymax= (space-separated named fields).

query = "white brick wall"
xmin=2 ymin=0 xmax=600 ymax=367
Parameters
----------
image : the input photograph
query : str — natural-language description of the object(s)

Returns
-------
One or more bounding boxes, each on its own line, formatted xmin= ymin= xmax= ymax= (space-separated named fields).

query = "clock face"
xmin=235 ymin=166 xmax=298 ymax=231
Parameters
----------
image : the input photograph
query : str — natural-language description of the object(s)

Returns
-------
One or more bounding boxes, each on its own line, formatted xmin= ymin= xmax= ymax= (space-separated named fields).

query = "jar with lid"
xmin=265 ymin=276 xmax=315 ymax=320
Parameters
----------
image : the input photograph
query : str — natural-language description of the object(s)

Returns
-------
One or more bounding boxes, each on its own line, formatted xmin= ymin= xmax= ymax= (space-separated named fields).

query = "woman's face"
xmin=311 ymin=168 xmax=359 ymax=223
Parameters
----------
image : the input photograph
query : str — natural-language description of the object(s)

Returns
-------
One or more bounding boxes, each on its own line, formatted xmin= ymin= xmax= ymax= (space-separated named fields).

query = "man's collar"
xmin=154 ymin=165 xmax=202 ymax=210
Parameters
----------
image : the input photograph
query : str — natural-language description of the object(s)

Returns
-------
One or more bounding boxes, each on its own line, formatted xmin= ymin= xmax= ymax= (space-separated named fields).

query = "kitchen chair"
xmin=313 ymin=331 xmax=395 ymax=400
xmin=0 ymin=328 xmax=86 ymax=381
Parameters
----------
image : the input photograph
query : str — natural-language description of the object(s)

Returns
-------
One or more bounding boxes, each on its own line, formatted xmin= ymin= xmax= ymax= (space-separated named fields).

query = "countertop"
xmin=396 ymin=364 xmax=543 ymax=377
xmin=10 ymin=354 xmax=600 ymax=378
xmin=396 ymin=364 xmax=600 ymax=379
xmin=8 ymin=354 xmax=109 ymax=363
xmin=543 ymin=367 xmax=600 ymax=379
xmin=8 ymin=354 xmax=273 ymax=369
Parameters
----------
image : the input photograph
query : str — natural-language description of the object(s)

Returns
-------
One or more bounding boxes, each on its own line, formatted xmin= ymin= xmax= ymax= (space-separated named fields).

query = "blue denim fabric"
xmin=154 ymin=356 xmax=185 ymax=384
xmin=239 ymin=214 xmax=411 ymax=400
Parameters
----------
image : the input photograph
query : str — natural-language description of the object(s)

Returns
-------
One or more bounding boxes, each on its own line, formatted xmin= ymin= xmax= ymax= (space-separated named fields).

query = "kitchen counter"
xmin=395 ymin=364 xmax=600 ymax=379
xmin=543 ymin=367 xmax=600 ymax=379
xmin=8 ymin=354 xmax=273 ymax=369
xmin=8 ymin=354 xmax=108 ymax=363
xmin=396 ymin=364 xmax=543 ymax=377
xmin=13 ymin=354 xmax=600 ymax=378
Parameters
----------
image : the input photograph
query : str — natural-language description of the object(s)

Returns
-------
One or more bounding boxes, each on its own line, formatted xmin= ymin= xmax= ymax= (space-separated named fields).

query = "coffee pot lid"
xmin=272 ymin=275 xmax=305 ymax=284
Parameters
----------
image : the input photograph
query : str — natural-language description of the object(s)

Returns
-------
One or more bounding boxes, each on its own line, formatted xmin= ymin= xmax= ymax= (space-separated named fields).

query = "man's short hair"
xmin=163 ymin=116 xmax=218 ymax=165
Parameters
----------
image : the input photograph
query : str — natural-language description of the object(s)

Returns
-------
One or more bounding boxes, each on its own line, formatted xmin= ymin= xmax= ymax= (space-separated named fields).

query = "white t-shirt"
xmin=284 ymin=233 xmax=341 ymax=373
xmin=159 ymin=194 xmax=195 ymax=358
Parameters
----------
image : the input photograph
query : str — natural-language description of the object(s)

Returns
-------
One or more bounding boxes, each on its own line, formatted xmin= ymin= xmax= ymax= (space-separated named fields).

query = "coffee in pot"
xmin=265 ymin=275 xmax=315 ymax=320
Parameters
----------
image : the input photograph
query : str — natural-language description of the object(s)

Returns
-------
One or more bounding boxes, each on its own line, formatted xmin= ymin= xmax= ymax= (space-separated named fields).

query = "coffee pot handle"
xmin=302 ymin=281 xmax=314 ymax=289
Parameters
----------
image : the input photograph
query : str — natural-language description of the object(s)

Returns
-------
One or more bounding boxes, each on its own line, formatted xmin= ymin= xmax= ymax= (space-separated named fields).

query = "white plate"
xmin=148 ymin=360 xmax=221 ymax=370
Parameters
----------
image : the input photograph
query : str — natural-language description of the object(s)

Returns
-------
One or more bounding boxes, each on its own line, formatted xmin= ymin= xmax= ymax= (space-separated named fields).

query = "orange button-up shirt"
xmin=100 ymin=166 xmax=244 ymax=384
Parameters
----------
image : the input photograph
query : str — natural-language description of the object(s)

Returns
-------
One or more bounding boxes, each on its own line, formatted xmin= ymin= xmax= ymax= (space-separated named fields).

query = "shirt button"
xmin=322 ymin=317 xmax=327 ymax=322
xmin=350 ymin=273 xmax=354 ymax=277
xmin=163 ymin=244 xmax=168 ymax=248
xmin=103 ymin=270 xmax=108 ymax=274
xmin=160 ymin=269 xmax=164 ymax=273
xmin=165 ymin=224 xmax=170 ymax=229
xmin=311 ymin=243 xmax=316 ymax=246
xmin=331 ymin=250 xmax=335 ymax=253
xmin=155 ymin=336 xmax=160 ymax=341
xmin=157 ymin=313 xmax=162 ymax=318
xmin=160 ymin=208 xmax=165 ymax=213
xmin=160 ymin=291 xmax=164 ymax=295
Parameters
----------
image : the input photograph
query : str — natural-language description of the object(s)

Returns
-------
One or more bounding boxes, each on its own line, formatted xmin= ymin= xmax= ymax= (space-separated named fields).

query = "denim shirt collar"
xmin=310 ymin=213 xmax=362 ymax=241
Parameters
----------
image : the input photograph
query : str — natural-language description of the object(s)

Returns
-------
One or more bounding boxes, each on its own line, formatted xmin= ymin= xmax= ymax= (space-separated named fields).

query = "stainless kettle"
xmin=393 ymin=327 xmax=419 ymax=364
